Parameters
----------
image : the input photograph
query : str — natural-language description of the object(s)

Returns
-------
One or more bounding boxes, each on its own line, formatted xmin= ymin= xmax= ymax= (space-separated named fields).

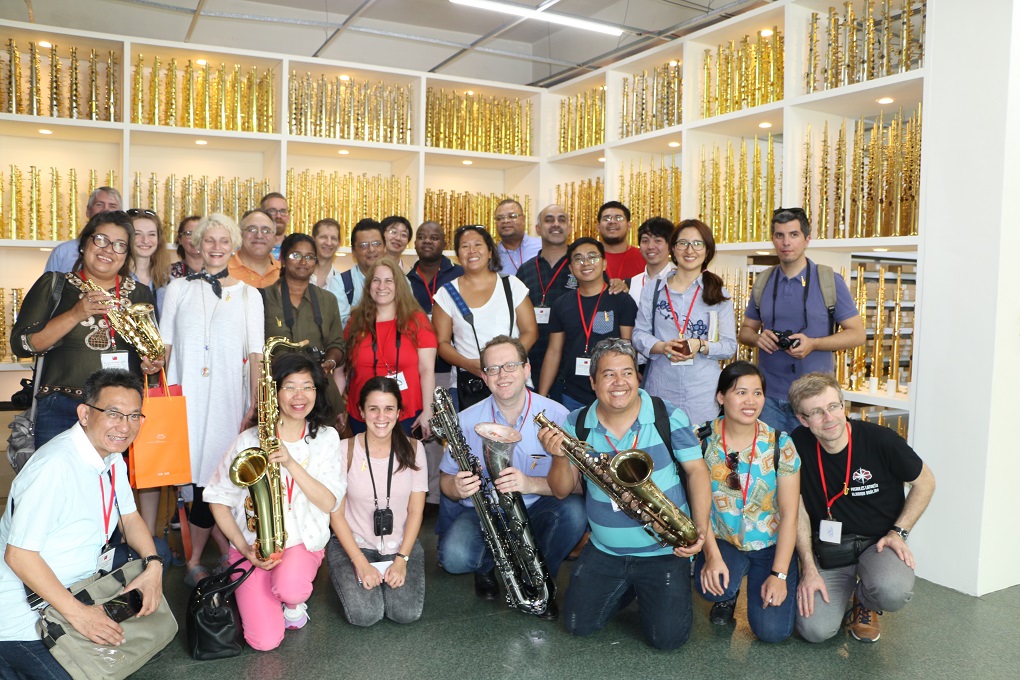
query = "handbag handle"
xmin=194 ymin=557 xmax=256 ymax=601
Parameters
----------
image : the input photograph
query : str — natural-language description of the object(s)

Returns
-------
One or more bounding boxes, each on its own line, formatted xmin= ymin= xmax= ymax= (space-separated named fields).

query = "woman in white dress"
xmin=160 ymin=212 xmax=265 ymax=586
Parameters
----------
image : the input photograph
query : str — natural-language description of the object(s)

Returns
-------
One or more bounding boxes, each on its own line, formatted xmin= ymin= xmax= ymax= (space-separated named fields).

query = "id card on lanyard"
xmin=97 ymin=465 xmax=118 ymax=572
xmin=817 ymin=423 xmax=853 ymax=544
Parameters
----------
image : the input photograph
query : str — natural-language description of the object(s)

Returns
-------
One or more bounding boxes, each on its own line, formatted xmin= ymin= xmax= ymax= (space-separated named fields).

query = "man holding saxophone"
xmin=538 ymin=338 xmax=712 ymax=651
xmin=437 ymin=335 xmax=587 ymax=622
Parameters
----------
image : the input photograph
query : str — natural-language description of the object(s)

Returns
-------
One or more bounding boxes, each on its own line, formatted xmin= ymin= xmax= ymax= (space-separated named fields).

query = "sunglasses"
xmin=724 ymin=451 xmax=740 ymax=490
xmin=126 ymin=208 xmax=158 ymax=218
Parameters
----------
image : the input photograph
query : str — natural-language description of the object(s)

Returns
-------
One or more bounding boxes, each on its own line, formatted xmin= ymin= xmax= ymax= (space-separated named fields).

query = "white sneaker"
xmin=283 ymin=602 xmax=309 ymax=630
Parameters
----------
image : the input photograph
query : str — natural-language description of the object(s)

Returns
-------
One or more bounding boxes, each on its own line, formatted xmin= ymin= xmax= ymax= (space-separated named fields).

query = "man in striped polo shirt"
xmin=539 ymin=338 xmax=712 ymax=650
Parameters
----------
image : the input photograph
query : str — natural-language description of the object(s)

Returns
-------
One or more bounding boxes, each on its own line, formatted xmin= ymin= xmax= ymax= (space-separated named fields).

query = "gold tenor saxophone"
xmin=68 ymin=274 xmax=165 ymax=361
xmin=430 ymin=388 xmax=554 ymax=614
xmin=534 ymin=411 xmax=699 ymax=548
xmin=229 ymin=336 xmax=309 ymax=560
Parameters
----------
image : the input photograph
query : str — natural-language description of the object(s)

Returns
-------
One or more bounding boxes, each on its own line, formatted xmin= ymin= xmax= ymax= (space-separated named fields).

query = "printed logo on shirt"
xmin=852 ymin=467 xmax=873 ymax=484
xmin=565 ymin=273 xmax=578 ymax=290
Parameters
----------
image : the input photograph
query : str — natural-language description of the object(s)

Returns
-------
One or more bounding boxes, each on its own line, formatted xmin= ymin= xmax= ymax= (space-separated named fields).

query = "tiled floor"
xmin=138 ymin=513 xmax=1020 ymax=680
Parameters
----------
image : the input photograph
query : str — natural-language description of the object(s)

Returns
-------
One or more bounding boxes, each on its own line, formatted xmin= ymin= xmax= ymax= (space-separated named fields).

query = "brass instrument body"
xmin=69 ymin=275 xmax=165 ymax=361
xmin=429 ymin=388 xmax=554 ymax=615
xmin=533 ymin=411 xmax=699 ymax=548
xmin=229 ymin=336 xmax=309 ymax=560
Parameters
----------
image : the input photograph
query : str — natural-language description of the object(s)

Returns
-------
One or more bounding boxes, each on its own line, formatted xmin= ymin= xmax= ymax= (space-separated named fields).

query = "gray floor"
xmin=136 ymin=512 xmax=1020 ymax=680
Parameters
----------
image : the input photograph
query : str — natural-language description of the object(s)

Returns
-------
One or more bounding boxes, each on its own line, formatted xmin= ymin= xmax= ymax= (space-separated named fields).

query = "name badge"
xmin=575 ymin=357 xmax=591 ymax=376
xmin=97 ymin=546 xmax=116 ymax=573
xmin=819 ymin=519 xmax=843 ymax=544
xmin=388 ymin=371 xmax=409 ymax=391
xmin=101 ymin=352 xmax=129 ymax=370
xmin=535 ymin=307 xmax=551 ymax=324
xmin=670 ymin=357 xmax=694 ymax=366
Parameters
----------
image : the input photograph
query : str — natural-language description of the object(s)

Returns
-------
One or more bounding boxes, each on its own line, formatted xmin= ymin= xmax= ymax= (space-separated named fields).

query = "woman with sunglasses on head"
xmin=12 ymin=211 xmax=159 ymax=450
xmin=204 ymin=352 xmax=345 ymax=649
xmin=327 ymin=376 xmax=427 ymax=627
xmin=694 ymin=361 xmax=801 ymax=642
xmin=171 ymin=215 xmax=203 ymax=278
xmin=432 ymin=225 xmax=538 ymax=411
xmin=262 ymin=233 xmax=347 ymax=425
xmin=344 ymin=257 xmax=436 ymax=438
xmin=632 ymin=219 xmax=736 ymax=425
xmin=128 ymin=209 xmax=172 ymax=314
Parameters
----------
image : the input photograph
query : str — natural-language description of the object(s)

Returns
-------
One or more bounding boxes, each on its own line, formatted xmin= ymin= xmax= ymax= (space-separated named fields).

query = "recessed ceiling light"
xmin=760 ymin=28 xmax=774 ymax=37
xmin=339 ymin=74 xmax=351 ymax=81
xmin=668 ymin=141 xmax=680 ymax=148
xmin=877 ymin=96 xmax=894 ymax=104
xmin=38 ymin=41 xmax=52 ymax=49
xmin=598 ymin=157 xmax=606 ymax=163
xmin=462 ymin=160 xmax=473 ymax=165
xmin=758 ymin=121 xmax=773 ymax=129
xmin=756 ymin=251 xmax=771 ymax=255
xmin=873 ymin=247 xmax=889 ymax=252
xmin=195 ymin=139 xmax=208 ymax=145
xmin=449 ymin=0 xmax=624 ymax=37
xmin=338 ymin=149 xmax=350 ymax=155
xmin=38 ymin=129 xmax=52 ymax=135
xmin=466 ymin=90 xmax=474 ymax=96
xmin=196 ymin=59 xmax=207 ymax=66
xmin=668 ymin=60 xmax=679 ymax=67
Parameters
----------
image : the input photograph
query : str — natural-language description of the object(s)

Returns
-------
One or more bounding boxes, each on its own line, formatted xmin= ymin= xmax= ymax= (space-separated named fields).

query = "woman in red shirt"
xmin=344 ymin=257 xmax=437 ymax=438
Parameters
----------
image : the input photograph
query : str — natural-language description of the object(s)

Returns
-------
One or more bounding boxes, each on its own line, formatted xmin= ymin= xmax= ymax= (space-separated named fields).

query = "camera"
xmin=373 ymin=508 xmax=394 ymax=537
xmin=103 ymin=589 xmax=143 ymax=623
xmin=773 ymin=330 xmax=801 ymax=351
xmin=306 ymin=346 xmax=326 ymax=363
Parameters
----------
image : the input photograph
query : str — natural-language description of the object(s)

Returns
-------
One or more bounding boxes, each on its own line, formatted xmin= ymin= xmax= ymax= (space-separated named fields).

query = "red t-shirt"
xmin=604 ymin=246 xmax=646 ymax=281
xmin=346 ymin=312 xmax=437 ymax=421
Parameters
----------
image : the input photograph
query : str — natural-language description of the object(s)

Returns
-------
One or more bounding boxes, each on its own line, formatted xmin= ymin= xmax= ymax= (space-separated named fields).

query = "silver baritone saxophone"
xmin=534 ymin=411 xmax=699 ymax=548
xmin=229 ymin=336 xmax=309 ymax=560
xmin=430 ymin=387 xmax=554 ymax=615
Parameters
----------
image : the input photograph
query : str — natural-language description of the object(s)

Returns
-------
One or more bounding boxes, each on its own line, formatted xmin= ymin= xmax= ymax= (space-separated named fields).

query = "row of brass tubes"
xmin=2 ymin=39 xmax=117 ymax=121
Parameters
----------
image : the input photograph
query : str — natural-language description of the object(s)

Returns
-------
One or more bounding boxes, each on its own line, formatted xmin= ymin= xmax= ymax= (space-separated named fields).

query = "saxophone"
xmin=534 ymin=411 xmax=699 ymax=548
xmin=430 ymin=388 xmax=554 ymax=615
xmin=229 ymin=336 xmax=309 ymax=560
xmin=69 ymin=274 xmax=165 ymax=361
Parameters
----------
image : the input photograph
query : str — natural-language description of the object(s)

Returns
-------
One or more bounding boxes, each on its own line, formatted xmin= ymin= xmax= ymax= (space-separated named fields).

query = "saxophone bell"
xmin=475 ymin=423 xmax=522 ymax=479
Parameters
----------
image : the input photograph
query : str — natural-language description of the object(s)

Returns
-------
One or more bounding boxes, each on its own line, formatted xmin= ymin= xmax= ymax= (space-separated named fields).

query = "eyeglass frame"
xmin=494 ymin=212 xmax=522 ymax=222
xmin=89 ymin=232 xmax=130 ymax=254
xmin=481 ymin=361 xmax=526 ymax=376
xmin=800 ymin=401 xmax=845 ymax=422
xmin=279 ymin=385 xmax=317 ymax=394
xmin=85 ymin=403 xmax=147 ymax=425
xmin=599 ymin=214 xmax=627 ymax=223
xmin=285 ymin=252 xmax=318 ymax=262
xmin=264 ymin=208 xmax=290 ymax=217
xmin=570 ymin=252 xmax=603 ymax=265
xmin=674 ymin=239 xmax=706 ymax=251
xmin=243 ymin=225 xmax=275 ymax=236
xmin=354 ymin=239 xmax=384 ymax=250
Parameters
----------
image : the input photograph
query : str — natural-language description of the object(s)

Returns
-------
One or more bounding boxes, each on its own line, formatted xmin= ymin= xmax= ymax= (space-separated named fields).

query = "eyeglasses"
xmin=89 ymin=233 xmax=129 ymax=254
xmin=600 ymin=214 xmax=626 ymax=223
xmin=126 ymin=208 xmax=157 ymax=218
xmin=724 ymin=452 xmax=740 ymax=490
xmin=675 ymin=239 xmax=706 ymax=251
xmin=571 ymin=253 xmax=602 ymax=265
xmin=801 ymin=402 xmax=845 ymax=422
xmin=495 ymin=212 xmax=521 ymax=222
xmin=243 ymin=226 xmax=275 ymax=236
xmin=354 ymin=240 xmax=383 ymax=250
xmin=264 ymin=208 xmax=290 ymax=217
xmin=85 ymin=403 xmax=146 ymax=425
xmin=286 ymin=252 xmax=317 ymax=262
xmin=481 ymin=361 xmax=526 ymax=376
xmin=386 ymin=227 xmax=409 ymax=238
xmin=179 ymin=230 xmax=193 ymax=239
xmin=280 ymin=385 xmax=316 ymax=394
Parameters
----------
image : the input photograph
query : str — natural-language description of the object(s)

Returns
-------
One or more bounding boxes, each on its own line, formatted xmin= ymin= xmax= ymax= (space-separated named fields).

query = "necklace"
xmin=199 ymin=280 xmax=223 ymax=377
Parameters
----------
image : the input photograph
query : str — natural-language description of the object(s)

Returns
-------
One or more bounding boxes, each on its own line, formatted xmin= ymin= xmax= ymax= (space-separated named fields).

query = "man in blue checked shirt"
xmin=539 ymin=338 xmax=712 ymax=650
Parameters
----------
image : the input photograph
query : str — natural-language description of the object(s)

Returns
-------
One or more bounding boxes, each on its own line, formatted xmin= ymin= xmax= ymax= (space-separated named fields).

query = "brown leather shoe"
xmin=849 ymin=593 xmax=881 ymax=643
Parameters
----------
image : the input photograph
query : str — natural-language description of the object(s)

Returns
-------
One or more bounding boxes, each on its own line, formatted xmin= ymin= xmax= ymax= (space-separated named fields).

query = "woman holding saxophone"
xmin=327 ymin=376 xmax=427 ymax=627
xmin=204 ymin=352 xmax=345 ymax=650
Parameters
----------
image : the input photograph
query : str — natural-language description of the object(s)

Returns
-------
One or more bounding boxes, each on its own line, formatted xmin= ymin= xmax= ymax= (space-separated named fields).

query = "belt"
xmin=38 ymin=385 xmax=85 ymax=398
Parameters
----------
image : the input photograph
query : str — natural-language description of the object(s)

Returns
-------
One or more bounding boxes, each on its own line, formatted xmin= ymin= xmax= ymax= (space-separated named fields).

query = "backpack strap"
xmin=651 ymin=397 xmax=687 ymax=494
xmin=696 ymin=420 xmax=713 ymax=457
xmin=340 ymin=270 xmax=355 ymax=305
xmin=751 ymin=265 xmax=777 ymax=315
xmin=574 ymin=403 xmax=593 ymax=444
xmin=500 ymin=275 xmax=515 ymax=334
xmin=650 ymin=279 xmax=662 ymax=337
xmin=773 ymin=429 xmax=783 ymax=472
xmin=442 ymin=282 xmax=484 ymax=358
xmin=815 ymin=264 xmax=838 ymax=336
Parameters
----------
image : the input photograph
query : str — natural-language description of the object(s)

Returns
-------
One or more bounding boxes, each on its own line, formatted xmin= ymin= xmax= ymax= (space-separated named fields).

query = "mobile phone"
xmin=103 ymin=589 xmax=143 ymax=623
xmin=676 ymin=339 xmax=692 ymax=355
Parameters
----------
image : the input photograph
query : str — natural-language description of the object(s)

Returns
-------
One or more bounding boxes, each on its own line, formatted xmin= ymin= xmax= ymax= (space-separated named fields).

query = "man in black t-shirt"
xmin=788 ymin=373 xmax=935 ymax=645
xmin=537 ymin=238 xmax=638 ymax=411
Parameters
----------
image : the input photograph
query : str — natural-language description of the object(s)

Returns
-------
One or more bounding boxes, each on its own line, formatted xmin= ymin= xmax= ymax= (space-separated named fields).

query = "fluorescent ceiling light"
xmin=450 ymin=0 xmax=624 ymax=37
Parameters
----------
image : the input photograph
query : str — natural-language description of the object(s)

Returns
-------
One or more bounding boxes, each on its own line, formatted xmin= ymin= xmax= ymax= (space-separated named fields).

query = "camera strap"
xmin=371 ymin=324 xmax=402 ymax=378
xmin=280 ymin=278 xmax=324 ymax=336
xmin=363 ymin=434 xmax=395 ymax=510
xmin=769 ymin=263 xmax=810 ymax=334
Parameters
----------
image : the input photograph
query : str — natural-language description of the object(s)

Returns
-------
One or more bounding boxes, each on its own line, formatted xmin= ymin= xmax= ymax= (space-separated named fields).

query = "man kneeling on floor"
xmin=789 ymin=372 xmax=935 ymax=643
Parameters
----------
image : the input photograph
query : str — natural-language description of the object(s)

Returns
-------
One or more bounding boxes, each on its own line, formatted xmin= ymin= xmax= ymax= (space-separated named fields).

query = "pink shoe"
xmin=283 ymin=603 xmax=309 ymax=630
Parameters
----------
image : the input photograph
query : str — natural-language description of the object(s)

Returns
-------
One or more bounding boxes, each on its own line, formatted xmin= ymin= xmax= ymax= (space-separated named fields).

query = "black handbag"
xmin=812 ymin=532 xmax=880 ymax=570
xmin=186 ymin=558 xmax=255 ymax=660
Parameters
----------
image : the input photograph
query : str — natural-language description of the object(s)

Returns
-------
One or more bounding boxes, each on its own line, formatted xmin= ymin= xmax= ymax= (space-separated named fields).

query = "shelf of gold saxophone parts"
xmin=845 ymin=388 xmax=909 ymax=409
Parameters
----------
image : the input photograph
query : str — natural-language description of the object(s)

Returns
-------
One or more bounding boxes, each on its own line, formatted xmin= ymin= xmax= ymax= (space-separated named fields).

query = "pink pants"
xmin=229 ymin=544 xmax=325 ymax=651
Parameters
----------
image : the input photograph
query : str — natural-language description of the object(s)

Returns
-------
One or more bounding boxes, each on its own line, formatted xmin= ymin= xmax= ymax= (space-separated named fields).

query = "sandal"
xmin=184 ymin=565 xmax=210 ymax=588
xmin=213 ymin=554 xmax=231 ymax=575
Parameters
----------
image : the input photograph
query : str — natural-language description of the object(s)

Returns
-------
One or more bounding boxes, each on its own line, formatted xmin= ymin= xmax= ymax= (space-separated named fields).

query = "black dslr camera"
xmin=773 ymin=330 xmax=801 ymax=351
xmin=373 ymin=508 xmax=394 ymax=537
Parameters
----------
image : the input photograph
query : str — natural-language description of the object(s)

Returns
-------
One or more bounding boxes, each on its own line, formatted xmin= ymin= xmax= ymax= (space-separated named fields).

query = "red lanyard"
xmin=665 ymin=283 xmax=700 ymax=337
xmin=535 ymin=257 xmax=568 ymax=306
xmin=504 ymin=244 xmax=523 ymax=271
xmin=100 ymin=465 xmax=116 ymax=539
xmin=80 ymin=271 xmax=121 ymax=349
xmin=577 ymin=284 xmax=607 ymax=354
xmin=417 ymin=265 xmax=438 ymax=306
xmin=817 ymin=423 xmax=853 ymax=520
xmin=721 ymin=419 xmax=757 ymax=506
xmin=604 ymin=426 xmax=641 ymax=455
xmin=279 ymin=423 xmax=307 ymax=508
xmin=493 ymin=389 xmax=532 ymax=431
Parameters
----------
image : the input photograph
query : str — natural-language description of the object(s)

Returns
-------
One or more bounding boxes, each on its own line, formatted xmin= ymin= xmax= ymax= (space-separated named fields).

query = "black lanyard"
xmin=363 ymin=435 xmax=396 ymax=510
xmin=280 ymin=278 xmax=323 ymax=335
xmin=372 ymin=323 xmax=402 ymax=377
xmin=769 ymin=263 xmax=811 ymax=334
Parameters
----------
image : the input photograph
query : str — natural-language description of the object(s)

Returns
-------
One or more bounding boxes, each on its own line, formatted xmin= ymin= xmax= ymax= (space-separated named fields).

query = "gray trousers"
xmin=326 ymin=537 xmax=425 ymax=627
xmin=796 ymin=543 xmax=915 ymax=643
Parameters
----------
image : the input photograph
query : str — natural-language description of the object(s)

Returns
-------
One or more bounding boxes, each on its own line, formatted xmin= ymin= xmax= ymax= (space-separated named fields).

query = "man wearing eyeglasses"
xmin=338 ymin=218 xmax=386 ymax=307
xmin=229 ymin=209 xmax=281 ymax=288
xmin=493 ymin=199 xmax=541 ymax=276
xmin=0 ymin=369 xmax=166 ymax=678
xmin=380 ymin=215 xmax=413 ymax=270
xmin=737 ymin=208 xmax=864 ymax=434
xmin=260 ymin=192 xmax=291 ymax=260
xmin=788 ymin=373 xmax=935 ymax=645
xmin=44 ymin=186 xmax=123 ymax=274
xmin=437 ymin=336 xmax=586 ymax=622
xmin=596 ymin=201 xmax=646 ymax=284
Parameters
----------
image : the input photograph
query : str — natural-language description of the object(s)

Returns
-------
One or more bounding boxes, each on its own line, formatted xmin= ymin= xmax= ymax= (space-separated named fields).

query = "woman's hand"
xmin=269 ymin=441 xmax=294 ymax=469
xmin=662 ymin=337 xmax=694 ymax=362
xmin=384 ymin=557 xmax=407 ymax=588
xmin=467 ymin=358 xmax=484 ymax=379
xmin=357 ymin=560 xmax=384 ymax=590
xmin=411 ymin=406 xmax=432 ymax=440
xmin=761 ymin=574 xmax=788 ymax=608
xmin=700 ymin=551 xmax=729 ymax=596
xmin=140 ymin=356 xmax=164 ymax=376
xmin=242 ymin=544 xmax=281 ymax=571
xmin=73 ymin=290 xmax=113 ymax=323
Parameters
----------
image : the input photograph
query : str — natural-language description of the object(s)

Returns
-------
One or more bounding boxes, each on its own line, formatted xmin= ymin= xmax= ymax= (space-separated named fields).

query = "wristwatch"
xmin=699 ymin=340 xmax=710 ymax=355
xmin=395 ymin=553 xmax=410 ymax=563
xmin=141 ymin=554 xmax=165 ymax=569
xmin=890 ymin=525 xmax=910 ymax=540
xmin=770 ymin=570 xmax=787 ymax=581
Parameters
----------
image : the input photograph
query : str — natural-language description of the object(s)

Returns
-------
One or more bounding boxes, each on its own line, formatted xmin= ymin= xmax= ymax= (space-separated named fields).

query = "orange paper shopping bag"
xmin=129 ymin=371 xmax=192 ymax=488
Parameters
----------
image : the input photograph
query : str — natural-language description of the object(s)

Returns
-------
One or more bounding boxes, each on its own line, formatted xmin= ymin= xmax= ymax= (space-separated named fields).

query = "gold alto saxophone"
xmin=534 ymin=411 xmax=699 ymax=548
xmin=69 ymin=274 xmax=165 ymax=361
xmin=229 ymin=336 xmax=309 ymax=560
xmin=430 ymin=388 xmax=554 ymax=614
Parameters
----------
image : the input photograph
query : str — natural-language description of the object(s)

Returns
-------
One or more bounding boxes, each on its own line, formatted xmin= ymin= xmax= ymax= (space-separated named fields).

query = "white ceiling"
xmin=1 ymin=0 xmax=769 ymax=86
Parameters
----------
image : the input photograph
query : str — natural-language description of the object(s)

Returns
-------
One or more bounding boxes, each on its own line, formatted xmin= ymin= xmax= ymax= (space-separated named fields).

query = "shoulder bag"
xmin=186 ymin=557 xmax=256 ymax=660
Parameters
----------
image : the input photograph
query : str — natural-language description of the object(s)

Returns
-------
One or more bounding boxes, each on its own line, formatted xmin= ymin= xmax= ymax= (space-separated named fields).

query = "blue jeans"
xmin=33 ymin=393 xmax=81 ymax=450
xmin=0 ymin=640 xmax=72 ymax=679
xmin=326 ymin=538 xmax=425 ymax=627
xmin=694 ymin=541 xmax=799 ymax=643
xmin=563 ymin=542 xmax=693 ymax=650
xmin=760 ymin=396 xmax=799 ymax=436
xmin=437 ymin=494 xmax=586 ymax=578
xmin=560 ymin=392 xmax=588 ymax=413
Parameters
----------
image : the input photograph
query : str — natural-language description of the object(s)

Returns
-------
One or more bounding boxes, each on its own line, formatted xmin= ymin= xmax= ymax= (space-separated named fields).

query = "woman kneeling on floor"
xmin=327 ymin=376 xmax=427 ymax=626
xmin=204 ymin=352 xmax=345 ymax=651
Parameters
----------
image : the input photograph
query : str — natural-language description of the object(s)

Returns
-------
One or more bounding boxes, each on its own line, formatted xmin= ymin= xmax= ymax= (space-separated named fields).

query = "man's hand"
xmin=122 ymin=562 xmax=163 ymax=617
xmin=786 ymin=334 xmax=816 ymax=359
xmin=672 ymin=532 xmax=705 ymax=559
xmin=452 ymin=470 xmax=481 ymax=500
xmin=494 ymin=466 xmax=530 ymax=495
xmin=607 ymin=278 xmax=629 ymax=295
xmin=65 ymin=603 xmax=125 ymax=647
xmin=537 ymin=425 xmax=566 ymax=458
xmin=755 ymin=328 xmax=781 ymax=354
xmin=876 ymin=531 xmax=915 ymax=569
xmin=796 ymin=569 xmax=829 ymax=617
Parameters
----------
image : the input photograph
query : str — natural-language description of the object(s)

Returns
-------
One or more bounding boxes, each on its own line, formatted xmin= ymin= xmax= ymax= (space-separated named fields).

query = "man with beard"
xmin=493 ymin=199 xmax=541 ymax=275
xmin=597 ymin=201 xmax=646 ymax=284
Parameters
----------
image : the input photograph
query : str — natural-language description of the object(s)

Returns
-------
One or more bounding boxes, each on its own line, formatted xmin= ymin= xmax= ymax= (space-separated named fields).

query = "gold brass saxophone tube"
xmin=68 ymin=275 xmax=165 ymax=360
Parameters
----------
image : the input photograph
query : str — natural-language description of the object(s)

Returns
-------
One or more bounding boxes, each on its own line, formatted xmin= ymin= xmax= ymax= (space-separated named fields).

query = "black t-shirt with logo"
xmin=793 ymin=419 xmax=923 ymax=538
xmin=549 ymin=289 xmax=637 ymax=403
